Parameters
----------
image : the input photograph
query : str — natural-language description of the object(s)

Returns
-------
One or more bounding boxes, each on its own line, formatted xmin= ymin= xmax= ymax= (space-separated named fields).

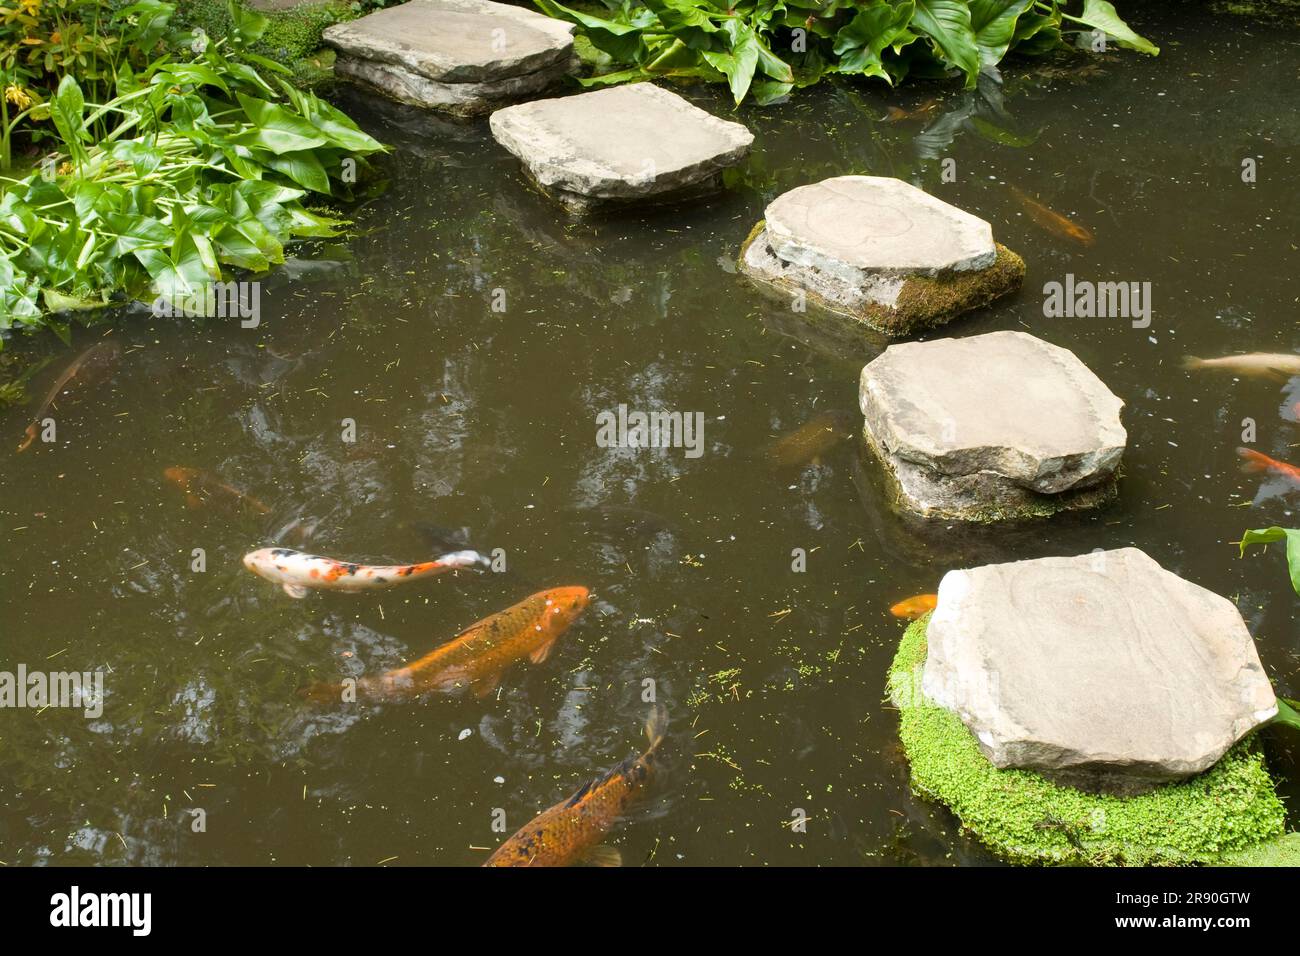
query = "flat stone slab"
xmin=922 ymin=548 xmax=1278 ymax=794
xmin=859 ymin=330 xmax=1125 ymax=520
xmin=323 ymin=0 xmax=575 ymax=114
xmin=740 ymin=176 xmax=1023 ymax=335
xmin=768 ymin=176 xmax=995 ymax=278
xmin=489 ymin=84 xmax=754 ymax=208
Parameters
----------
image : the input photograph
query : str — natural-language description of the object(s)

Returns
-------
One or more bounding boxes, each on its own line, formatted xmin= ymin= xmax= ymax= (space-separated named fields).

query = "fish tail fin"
xmin=431 ymin=549 xmax=492 ymax=572
xmin=1237 ymin=447 xmax=1269 ymax=472
xmin=1181 ymin=356 xmax=1205 ymax=371
xmin=16 ymin=425 xmax=35 ymax=453
xmin=644 ymin=703 xmax=668 ymax=756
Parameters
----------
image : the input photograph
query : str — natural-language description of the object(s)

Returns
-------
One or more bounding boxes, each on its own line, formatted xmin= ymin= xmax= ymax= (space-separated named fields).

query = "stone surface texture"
xmin=858 ymin=330 xmax=1126 ymax=520
xmin=323 ymin=0 xmax=575 ymax=115
xmin=739 ymin=176 xmax=1022 ymax=334
xmin=921 ymin=548 xmax=1278 ymax=794
xmin=489 ymin=83 xmax=754 ymax=206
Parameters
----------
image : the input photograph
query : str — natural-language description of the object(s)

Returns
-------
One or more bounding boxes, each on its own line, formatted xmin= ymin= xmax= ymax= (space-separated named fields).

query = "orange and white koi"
xmin=889 ymin=593 xmax=938 ymax=620
xmin=484 ymin=705 xmax=667 ymax=867
xmin=242 ymin=546 xmax=490 ymax=599
xmin=300 ymin=587 xmax=590 ymax=703
xmin=1238 ymin=447 xmax=1300 ymax=488
xmin=1009 ymin=186 xmax=1095 ymax=245
xmin=164 ymin=466 xmax=270 ymax=514
xmin=16 ymin=340 xmax=121 ymax=453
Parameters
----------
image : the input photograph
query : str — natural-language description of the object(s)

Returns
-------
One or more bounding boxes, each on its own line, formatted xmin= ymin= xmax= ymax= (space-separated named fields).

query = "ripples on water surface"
xmin=1 ymin=5 xmax=1298 ymax=865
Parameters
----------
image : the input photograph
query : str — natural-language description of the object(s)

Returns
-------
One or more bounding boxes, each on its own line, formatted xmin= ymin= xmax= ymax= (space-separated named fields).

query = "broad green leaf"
xmin=1064 ymin=0 xmax=1158 ymax=55
xmin=267 ymin=150 xmax=332 ymax=194
xmin=1240 ymin=527 xmax=1300 ymax=597
xmin=233 ymin=95 xmax=329 ymax=154
xmin=969 ymin=0 xmax=1032 ymax=66
xmin=912 ymin=0 xmax=980 ymax=87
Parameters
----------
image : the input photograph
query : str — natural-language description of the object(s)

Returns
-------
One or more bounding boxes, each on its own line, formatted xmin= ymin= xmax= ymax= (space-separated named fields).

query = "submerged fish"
xmin=889 ymin=593 xmax=938 ymax=620
xmin=243 ymin=546 xmax=491 ymax=599
xmin=565 ymin=504 xmax=673 ymax=541
xmin=1009 ymin=186 xmax=1094 ymax=245
xmin=300 ymin=587 xmax=590 ymax=703
xmin=885 ymin=98 xmax=939 ymax=122
xmin=484 ymin=705 xmax=667 ymax=867
xmin=1184 ymin=353 xmax=1300 ymax=379
xmin=16 ymin=340 xmax=121 ymax=452
xmin=766 ymin=409 xmax=855 ymax=469
xmin=164 ymin=466 xmax=271 ymax=515
xmin=1237 ymin=447 xmax=1300 ymax=487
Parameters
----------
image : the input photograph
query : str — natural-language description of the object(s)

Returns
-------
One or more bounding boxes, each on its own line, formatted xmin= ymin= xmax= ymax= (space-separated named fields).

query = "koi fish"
xmin=889 ymin=593 xmax=938 ymax=620
xmin=1009 ymin=186 xmax=1094 ymax=245
xmin=766 ymin=409 xmax=854 ymax=469
xmin=16 ymin=340 xmax=121 ymax=452
xmin=299 ymin=587 xmax=589 ymax=703
xmin=1183 ymin=354 xmax=1300 ymax=379
xmin=1237 ymin=447 xmax=1300 ymax=487
xmin=885 ymin=98 xmax=939 ymax=122
xmin=243 ymin=546 xmax=491 ymax=599
xmin=164 ymin=466 xmax=271 ymax=514
xmin=484 ymin=704 xmax=667 ymax=867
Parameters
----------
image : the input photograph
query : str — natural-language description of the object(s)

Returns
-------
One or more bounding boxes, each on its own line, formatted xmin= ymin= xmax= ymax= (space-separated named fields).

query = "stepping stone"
xmin=323 ymin=0 xmax=575 ymax=117
xmin=922 ymin=548 xmax=1278 ymax=795
xmin=740 ymin=176 xmax=1024 ymax=335
xmin=858 ymin=330 xmax=1125 ymax=521
xmin=489 ymin=84 xmax=754 ymax=212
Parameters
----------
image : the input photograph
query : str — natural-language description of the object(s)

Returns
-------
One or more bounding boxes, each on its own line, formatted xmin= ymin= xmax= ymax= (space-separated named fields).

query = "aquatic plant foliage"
xmin=888 ymin=615 xmax=1290 ymax=865
xmin=0 ymin=1 xmax=385 ymax=339
xmin=534 ymin=0 xmax=1158 ymax=105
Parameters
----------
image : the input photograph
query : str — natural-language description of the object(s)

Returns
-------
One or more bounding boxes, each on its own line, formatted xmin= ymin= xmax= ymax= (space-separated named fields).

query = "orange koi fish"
xmin=767 ymin=409 xmax=855 ymax=469
xmin=164 ymin=466 xmax=271 ymax=515
xmin=484 ymin=705 xmax=667 ymax=867
xmin=885 ymin=98 xmax=939 ymax=122
xmin=16 ymin=340 xmax=121 ymax=452
xmin=1238 ymin=448 xmax=1300 ymax=488
xmin=889 ymin=593 xmax=938 ymax=620
xmin=1009 ymin=186 xmax=1095 ymax=245
xmin=300 ymin=587 xmax=589 ymax=703
xmin=243 ymin=546 xmax=491 ymax=599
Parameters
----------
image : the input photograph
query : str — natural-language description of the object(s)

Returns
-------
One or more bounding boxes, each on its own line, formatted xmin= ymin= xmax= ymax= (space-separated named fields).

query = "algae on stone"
xmin=888 ymin=615 xmax=1289 ymax=866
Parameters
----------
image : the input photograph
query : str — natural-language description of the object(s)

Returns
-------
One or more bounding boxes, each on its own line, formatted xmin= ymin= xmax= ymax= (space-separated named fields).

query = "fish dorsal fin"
xmin=582 ymin=846 xmax=622 ymax=868
xmin=529 ymin=637 xmax=557 ymax=665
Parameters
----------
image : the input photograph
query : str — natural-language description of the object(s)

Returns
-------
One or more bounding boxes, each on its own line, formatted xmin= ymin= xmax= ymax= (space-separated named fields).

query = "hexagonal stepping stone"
xmin=489 ymin=84 xmax=754 ymax=212
xmin=323 ymin=0 xmax=576 ymax=117
xmin=859 ymin=330 xmax=1125 ymax=521
xmin=922 ymin=548 xmax=1278 ymax=795
xmin=740 ymin=176 xmax=1024 ymax=335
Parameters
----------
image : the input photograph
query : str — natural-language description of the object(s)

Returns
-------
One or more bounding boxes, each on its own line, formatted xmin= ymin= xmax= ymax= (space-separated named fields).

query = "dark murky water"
xmin=1 ymin=5 xmax=1298 ymax=866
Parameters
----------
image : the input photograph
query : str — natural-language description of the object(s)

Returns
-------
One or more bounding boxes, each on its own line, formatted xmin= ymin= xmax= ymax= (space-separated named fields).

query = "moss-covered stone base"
xmin=738 ymin=220 xmax=1025 ymax=337
xmin=862 ymin=425 xmax=1121 ymax=524
xmin=888 ymin=615 xmax=1290 ymax=865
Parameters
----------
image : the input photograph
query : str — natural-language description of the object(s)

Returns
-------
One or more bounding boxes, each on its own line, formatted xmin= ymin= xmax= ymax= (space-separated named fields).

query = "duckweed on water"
xmin=888 ymin=615 xmax=1294 ymax=866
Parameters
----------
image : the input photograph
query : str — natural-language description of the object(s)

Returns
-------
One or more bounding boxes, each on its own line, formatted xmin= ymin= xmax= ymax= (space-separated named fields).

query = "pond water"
xmin=2 ymin=4 xmax=1298 ymax=866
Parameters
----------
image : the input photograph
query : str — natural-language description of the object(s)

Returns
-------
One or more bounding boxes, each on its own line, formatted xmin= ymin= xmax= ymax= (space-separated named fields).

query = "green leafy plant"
xmin=1239 ymin=526 xmax=1300 ymax=730
xmin=538 ymin=0 xmax=1158 ymax=104
xmin=0 ymin=0 xmax=385 ymax=338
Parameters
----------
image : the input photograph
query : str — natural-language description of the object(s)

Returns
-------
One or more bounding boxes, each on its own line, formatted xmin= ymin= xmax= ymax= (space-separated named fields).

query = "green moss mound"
xmin=888 ymin=616 xmax=1289 ymax=866
xmin=177 ymin=0 xmax=357 ymax=88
